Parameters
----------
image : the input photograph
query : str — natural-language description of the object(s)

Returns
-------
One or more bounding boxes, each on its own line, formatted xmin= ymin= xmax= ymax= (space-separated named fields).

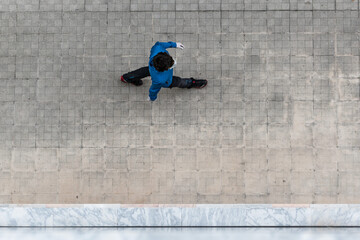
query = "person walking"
xmin=121 ymin=41 xmax=207 ymax=101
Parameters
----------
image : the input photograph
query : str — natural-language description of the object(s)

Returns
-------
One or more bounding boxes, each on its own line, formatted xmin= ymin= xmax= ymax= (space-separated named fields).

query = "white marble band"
xmin=0 ymin=204 xmax=360 ymax=227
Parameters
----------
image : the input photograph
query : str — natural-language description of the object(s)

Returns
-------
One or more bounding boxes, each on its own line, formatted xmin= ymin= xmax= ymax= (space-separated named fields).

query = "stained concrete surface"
xmin=0 ymin=0 xmax=359 ymax=203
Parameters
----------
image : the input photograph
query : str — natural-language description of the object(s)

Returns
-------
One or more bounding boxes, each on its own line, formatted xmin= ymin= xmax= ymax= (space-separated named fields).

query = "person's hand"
xmin=176 ymin=42 xmax=184 ymax=50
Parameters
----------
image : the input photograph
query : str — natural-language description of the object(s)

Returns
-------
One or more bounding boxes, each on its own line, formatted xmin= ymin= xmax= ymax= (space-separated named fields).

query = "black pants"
xmin=123 ymin=67 xmax=192 ymax=88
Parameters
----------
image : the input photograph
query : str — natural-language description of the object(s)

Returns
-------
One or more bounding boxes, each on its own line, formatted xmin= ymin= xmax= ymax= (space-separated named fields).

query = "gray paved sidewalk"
xmin=0 ymin=0 xmax=359 ymax=204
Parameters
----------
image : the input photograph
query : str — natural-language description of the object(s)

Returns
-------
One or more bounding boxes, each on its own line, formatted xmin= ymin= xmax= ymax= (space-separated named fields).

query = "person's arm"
xmin=155 ymin=41 xmax=177 ymax=49
xmin=150 ymin=42 xmax=184 ymax=59
xmin=149 ymin=84 xmax=162 ymax=101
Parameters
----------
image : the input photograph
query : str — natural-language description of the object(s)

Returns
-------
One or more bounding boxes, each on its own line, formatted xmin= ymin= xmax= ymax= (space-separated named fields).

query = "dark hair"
xmin=152 ymin=52 xmax=174 ymax=72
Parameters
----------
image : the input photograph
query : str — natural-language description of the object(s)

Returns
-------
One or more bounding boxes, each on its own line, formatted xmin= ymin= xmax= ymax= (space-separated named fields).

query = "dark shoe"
xmin=188 ymin=78 xmax=208 ymax=89
xmin=121 ymin=76 xmax=143 ymax=86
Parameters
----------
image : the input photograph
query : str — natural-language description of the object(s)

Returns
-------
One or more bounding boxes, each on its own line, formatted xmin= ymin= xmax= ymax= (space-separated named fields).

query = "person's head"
xmin=153 ymin=52 xmax=174 ymax=72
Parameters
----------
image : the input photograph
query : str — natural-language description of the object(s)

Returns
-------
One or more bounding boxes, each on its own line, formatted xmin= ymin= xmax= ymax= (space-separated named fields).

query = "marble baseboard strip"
xmin=0 ymin=204 xmax=360 ymax=227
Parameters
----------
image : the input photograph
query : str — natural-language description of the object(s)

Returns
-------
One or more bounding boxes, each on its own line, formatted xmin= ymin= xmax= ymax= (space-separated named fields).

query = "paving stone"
xmin=197 ymin=171 xmax=222 ymax=195
xmin=336 ymin=33 xmax=360 ymax=56
xmin=39 ymin=12 xmax=62 ymax=34
xmin=0 ymin=34 xmax=16 ymax=56
xmin=16 ymin=0 xmax=39 ymax=11
xmin=130 ymin=0 xmax=153 ymax=11
xmin=0 ymin=56 xmax=16 ymax=78
xmin=14 ymin=78 xmax=37 ymax=101
xmin=267 ymin=0 xmax=290 ymax=10
xmin=244 ymin=124 xmax=267 ymax=148
xmin=313 ymin=0 xmax=336 ymax=10
xmin=175 ymin=12 xmax=198 ymax=34
xmin=313 ymin=122 xmax=338 ymax=148
xmin=0 ymin=149 xmax=11 ymax=171
xmin=151 ymin=148 xmax=174 ymax=171
xmin=0 ymin=102 xmax=14 ymax=125
xmin=338 ymin=171 xmax=360 ymax=198
xmin=12 ymin=148 xmax=36 ymax=171
xmin=14 ymin=101 xmax=37 ymax=125
xmin=290 ymin=11 xmax=313 ymax=33
xmin=290 ymin=171 xmax=315 ymax=195
xmin=153 ymin=12 xmax=176 ymax=34
xmin=85 ymin=0 xmax=108 ymax=11
xmin=313 ymin=33 xmax=335 ymax=56
xmin=0 ymin=0 xmax=17 ymax=11
xmin=221 ymin=0 xmax=244 ymax=11
xmin=267 ymin=11 xmax=290 ymax=34
xmin=313 ymin=11 xmax=337 ymax=33
xmin=336 ymin=11 xmax=360 ymax=33
xmin=63 ymin=0 xmax=84 ymax=11
xmin=36 ymin=148 xmax=59 ymax=171
xmin=221 ymin=125 xmax=244 ymax=147
xmin=244 ymin=0 xmax=266 ymax=10
xmin=244 ymin=171 xmax=268 ymax=195
xmin=199 ymin=0 xmax=221 ymax=11
xmin=176 ymin=0 xmax=198 ymax=11
xmin=40 ymin=0 xmax=63 ymax=11
xmin=338 ymin=148 xmax=360 ymax=172
xmin=0 ymin=13 xmax=16 ymax=34
xmin=62 ymin=12 xmax=85 ymax=34
xmin=16 ymin=12 xmax=40 ymax=34
xmin=244 ymin=11 xmax=267 ymax=33
xmin=267 ymin=148 xmax=291 ymax=171
xmin=0 ymin=80 xmax=15 ymax=101
xmin=336 ymin=0 xmax=359 ymax=10
xmin=290 ymin=0 xmax=313 ymax=10
xmin=199 ymin=12 xmax=221 ymax=34
xmin=338 ymin=124 xmax=360 ymax=147
xmin=153 ymin=0 xmax=175 ymax=11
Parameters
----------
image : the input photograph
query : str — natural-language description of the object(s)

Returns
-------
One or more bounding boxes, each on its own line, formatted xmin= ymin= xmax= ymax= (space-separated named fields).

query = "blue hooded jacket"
xmin=148 ymin=41 xmax=177 ymax=101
